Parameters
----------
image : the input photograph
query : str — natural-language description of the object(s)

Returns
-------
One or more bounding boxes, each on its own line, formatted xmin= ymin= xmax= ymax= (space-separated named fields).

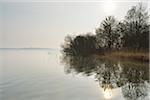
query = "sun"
xmin=103 ymin=0 xmax=116 ymax=15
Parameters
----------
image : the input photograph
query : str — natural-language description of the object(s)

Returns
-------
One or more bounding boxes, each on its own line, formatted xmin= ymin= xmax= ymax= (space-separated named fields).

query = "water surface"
xmin=0 ymin=49 xmax=149 ymax=100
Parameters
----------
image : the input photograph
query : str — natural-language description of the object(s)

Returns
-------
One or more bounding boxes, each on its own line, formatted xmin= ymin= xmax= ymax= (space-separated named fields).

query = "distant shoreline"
xmin=0 ymin=48 xmax=59 ymax=50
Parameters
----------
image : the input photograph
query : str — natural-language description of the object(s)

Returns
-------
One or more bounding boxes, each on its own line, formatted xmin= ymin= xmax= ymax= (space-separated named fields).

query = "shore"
xmin=98 ymin=50 xmax=149 ymax=62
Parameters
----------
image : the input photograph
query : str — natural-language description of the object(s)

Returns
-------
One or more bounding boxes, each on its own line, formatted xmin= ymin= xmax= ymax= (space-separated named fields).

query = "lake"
xmin=0 ymin=49 xmax=149 ymax=100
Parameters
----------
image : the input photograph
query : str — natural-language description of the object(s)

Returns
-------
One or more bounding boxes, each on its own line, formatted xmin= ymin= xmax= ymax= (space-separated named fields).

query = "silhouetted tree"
xmin=61 ymin=3 xmax=149 ymax=55
xmin=96 ymin=16 xmax=120 ymax=49
xmin=62 ymin=33 xmax=98 ymax=56
xmin=121 ymin=3 xmax=149 ymax=50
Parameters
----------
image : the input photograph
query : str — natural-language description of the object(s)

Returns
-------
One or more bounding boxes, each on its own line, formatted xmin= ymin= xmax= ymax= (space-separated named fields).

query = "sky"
xmin=0 ymin=0 xmax=149 ymax=48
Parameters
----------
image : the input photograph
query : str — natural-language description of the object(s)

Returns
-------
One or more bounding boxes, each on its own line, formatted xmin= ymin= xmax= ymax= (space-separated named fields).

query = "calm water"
xmin=0 ymin=49 xmax=149 ymax=100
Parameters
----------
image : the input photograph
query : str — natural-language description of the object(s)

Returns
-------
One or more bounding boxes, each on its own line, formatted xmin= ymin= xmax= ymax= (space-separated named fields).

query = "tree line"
xmin=62 ymin=3 xmax=149 ymax=56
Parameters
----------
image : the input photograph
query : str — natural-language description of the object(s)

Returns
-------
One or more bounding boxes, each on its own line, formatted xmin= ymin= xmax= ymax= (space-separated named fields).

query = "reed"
xmin=102 ymin=50 xmax=149 ymax=62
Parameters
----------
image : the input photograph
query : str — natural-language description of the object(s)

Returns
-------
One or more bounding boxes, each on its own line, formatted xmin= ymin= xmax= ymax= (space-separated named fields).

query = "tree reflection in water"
xmin=61 ymin=54 xmax=149 ymax=100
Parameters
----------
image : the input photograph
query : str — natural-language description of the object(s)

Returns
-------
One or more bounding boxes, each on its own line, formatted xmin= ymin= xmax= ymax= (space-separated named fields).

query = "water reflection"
xmin=103 ymin=88 xmax=112 ymax=99
xmin=61 ymin=54 xmax=149 ymax=100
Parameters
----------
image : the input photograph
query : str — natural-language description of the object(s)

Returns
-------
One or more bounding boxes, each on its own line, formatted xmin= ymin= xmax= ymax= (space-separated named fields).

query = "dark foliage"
xmin=121 ymin=3 xmax=149 ymax=49
xmin=62 ymin=33 xmax=98 ymax=56
xmin=62 ymin=3 xmax=149 ymax=56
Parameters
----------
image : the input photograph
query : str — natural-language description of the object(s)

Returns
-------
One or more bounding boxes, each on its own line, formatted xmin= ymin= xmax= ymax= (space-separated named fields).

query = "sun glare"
xmin=103 ymin=0 xmax=116 ymax=15
xmin=103 ymin=88 xmax=113 ymax=99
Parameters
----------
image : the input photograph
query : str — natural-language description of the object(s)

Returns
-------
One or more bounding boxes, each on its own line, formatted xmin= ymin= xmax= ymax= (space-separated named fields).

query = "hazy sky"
xmin=0 ymin=0 xmax=149 ymax=48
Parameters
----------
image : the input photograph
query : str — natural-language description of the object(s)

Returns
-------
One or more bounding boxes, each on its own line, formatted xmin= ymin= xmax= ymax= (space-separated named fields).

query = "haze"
xmin=0 ymin=0 xmax=149 ymax=48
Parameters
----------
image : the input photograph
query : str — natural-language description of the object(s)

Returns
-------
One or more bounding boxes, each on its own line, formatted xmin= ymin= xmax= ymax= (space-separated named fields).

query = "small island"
xmin=61 ymin=3 xmax=149 ymax=62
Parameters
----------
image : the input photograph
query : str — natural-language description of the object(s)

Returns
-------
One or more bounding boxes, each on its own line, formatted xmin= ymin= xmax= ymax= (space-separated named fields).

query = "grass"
xmin=100 ymin=50 xmax=149 ymax=62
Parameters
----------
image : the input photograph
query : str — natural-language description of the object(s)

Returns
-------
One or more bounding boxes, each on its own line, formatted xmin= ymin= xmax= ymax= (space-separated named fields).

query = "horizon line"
xmin=0 ymin=47 xmax=59 ymax=49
